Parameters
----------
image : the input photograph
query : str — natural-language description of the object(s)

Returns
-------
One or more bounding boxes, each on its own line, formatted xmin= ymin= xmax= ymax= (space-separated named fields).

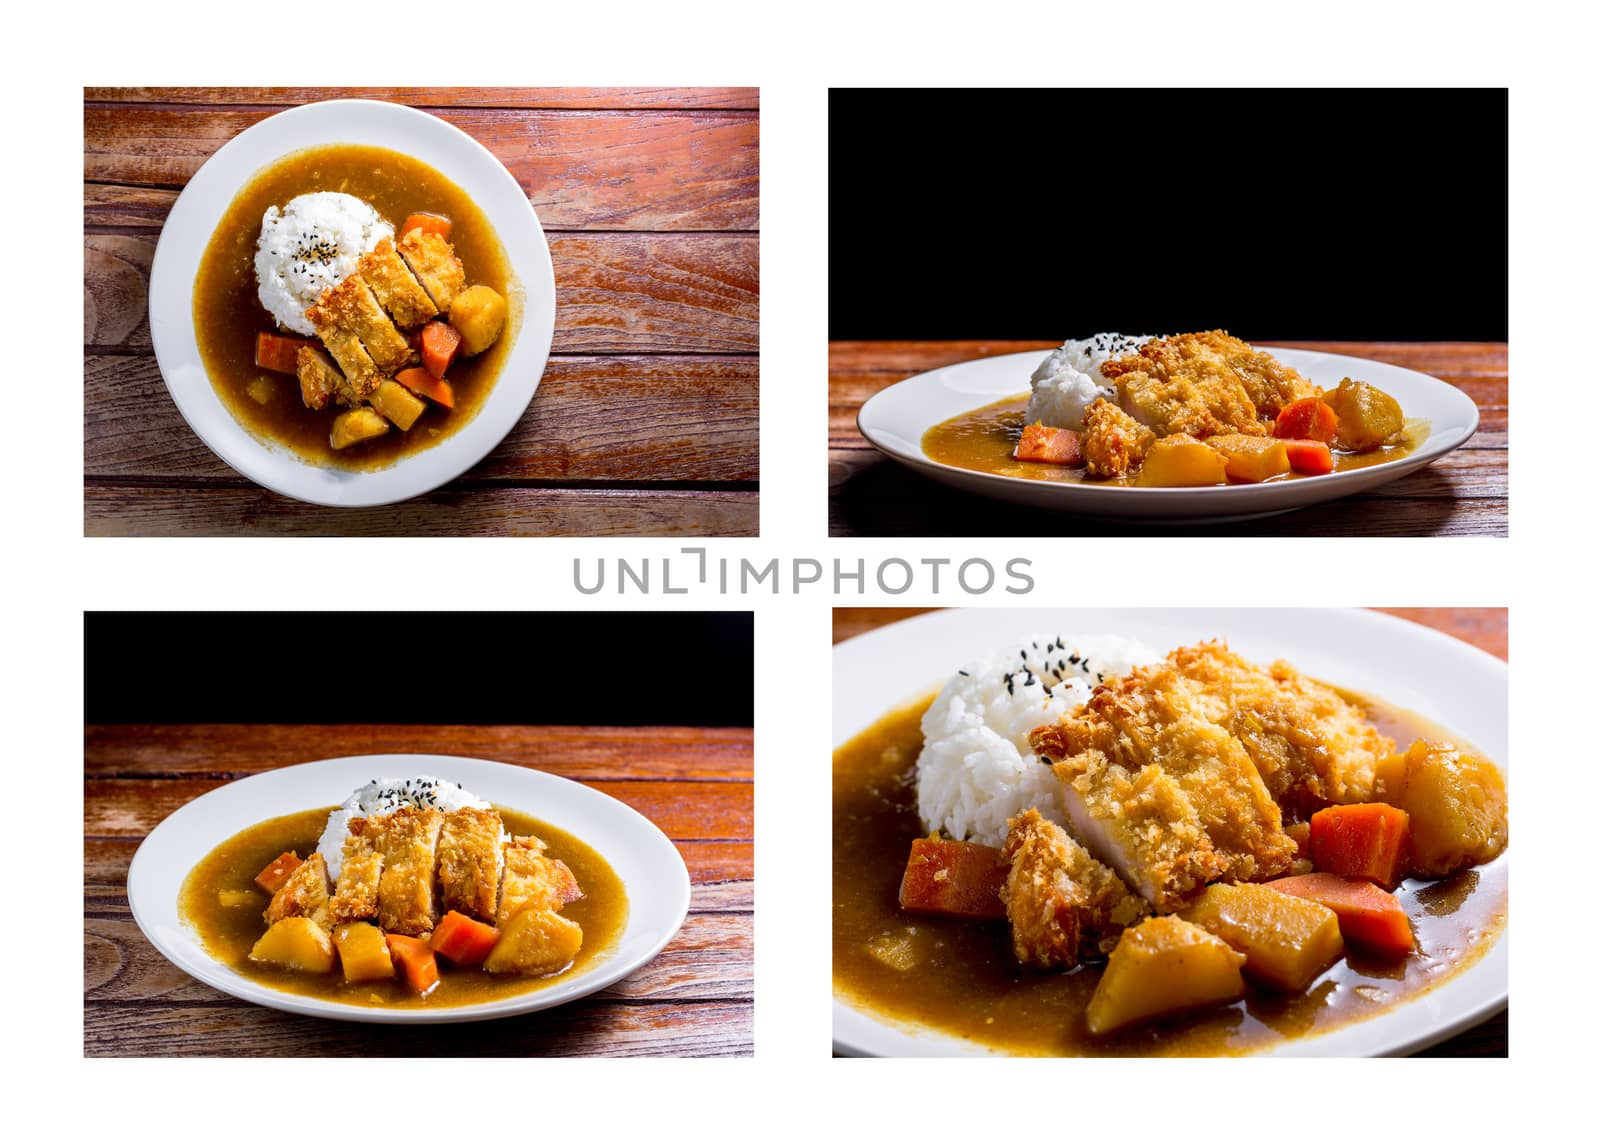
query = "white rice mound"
xmin=916 ymin=634 xmax=1163 ymax=847
xmin=255 ymin=192 xmax=393 ymax=336
xmin=1023 ymin=333 xmax=1154 ymax=431
xmin=317 ymin=775 xmax=492 ymax=880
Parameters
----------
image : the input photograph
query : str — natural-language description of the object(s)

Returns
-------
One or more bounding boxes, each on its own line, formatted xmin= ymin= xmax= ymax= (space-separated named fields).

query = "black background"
xmin=85 ymin=612 xmax=754 ymax=726
xmin=829 ymin=88 xmax=1507 ymax=342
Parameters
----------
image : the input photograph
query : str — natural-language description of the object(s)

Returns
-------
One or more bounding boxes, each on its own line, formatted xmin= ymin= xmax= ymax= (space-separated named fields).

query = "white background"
xmin=15 ymin=0 xmax=1594 ymax=1136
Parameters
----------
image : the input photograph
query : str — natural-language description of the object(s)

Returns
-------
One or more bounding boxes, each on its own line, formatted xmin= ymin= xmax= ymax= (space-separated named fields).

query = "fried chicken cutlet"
xmin=328 ymin=820 xmax=384 ymax=926
xmin=1001 ymin=809 xmax=1149 ymax=968
xmin=497 ymin=836 xmax=584 ymax=925
xmin=436 ymin=806 xmax=505 ymax=922
xmin=370 ymin=806 xmax=445 ymax=935
xmin=1080 ymin=398 xmax=1156 ymax=479
xmin=265 ymin=852 xmax=332 ymax=929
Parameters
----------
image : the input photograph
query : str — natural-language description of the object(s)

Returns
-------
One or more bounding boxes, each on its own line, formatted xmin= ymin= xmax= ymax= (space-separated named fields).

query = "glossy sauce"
xmin=193 ymin=144 xmax=520 ymax=470
xmin=180 ymin=806 xmax=625 ymax=1008
xmin=833 ymin=691 xmax=1506 ymax=1056
xmin=922 ymin=396 xmax=1428 ymax=486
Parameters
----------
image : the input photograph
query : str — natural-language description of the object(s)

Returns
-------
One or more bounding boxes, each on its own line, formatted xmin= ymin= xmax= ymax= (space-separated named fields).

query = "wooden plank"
xmin=85 ymin=107 xmax=759 ymax=230
xmin=83 ymin=233 xmax=759 ymax=355
xmin=84 ymin=484 xmax=758 ymax=538
xmin=84 ymin=724 xmax=753 ymax=780
xmin=83 ymin=998 xmax=752 ymax=1057
xmin=86 ymin=778 xmax=752 ymax=839
xmin=86 ymin=355 xmax=759 ymax=483
xmin=86 ymin=88 xmax=760 ymax=111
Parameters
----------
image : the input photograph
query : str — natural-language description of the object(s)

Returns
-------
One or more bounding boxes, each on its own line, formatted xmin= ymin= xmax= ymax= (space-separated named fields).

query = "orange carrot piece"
xmin=1310 ymin=803 xmax=1412 ymax=888
xmin=1264 ymin=872 xmax=1414 ymax=957
xmin=384 ymin=933 xmax=441 ymax=995
xmin=1014 ymin=423 xmax=1084 ymax=466
xmin=420 ymin=320 xmax=462 ymax=380
xmin=402 ymin=212 xmax=452 ymax=240
xmin=254 ymin=332 xmax=313 ymax=375
xmin=1273 ymin=398 xmax=1339 ymax=443
xmin=253 ymin=852 xmax=302 ymax=894
xmin=898 ymin=837 xmax=1009 ymax=919
xmin=430 ymin=910 xmax=502 ymax=966
xmin=395 ymin=366 xmax=456 ymax=409
xmin=1283 ymin=439 xmax=1334 ymax=475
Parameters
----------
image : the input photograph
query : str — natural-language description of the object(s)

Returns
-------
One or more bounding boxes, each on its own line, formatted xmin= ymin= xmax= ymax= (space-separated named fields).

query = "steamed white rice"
xmin=255 ymin=192 xmax=393 ymax=336
xmin=1024 ymin=333 xmax=1154 ymax=431
xmin=317 ymin=775 xmax=492 ymax=879
xmin=916 ymin=634 xmax=1162 ymax=847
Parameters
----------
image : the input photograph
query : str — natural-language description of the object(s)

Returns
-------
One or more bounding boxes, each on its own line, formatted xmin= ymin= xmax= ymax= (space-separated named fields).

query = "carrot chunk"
xmin=402 ymin=212 xmax=452 ymax=240
xmin=420 ymin=320 xmax=462 ymax=380
xmin=395 ymin=366 xmax=456 ymax=409
xmin=1014 ymin=423 xmax=1084 ymax=466
xmin=254 ymin=332 xmax=313 ymax=375
xmin=1273 ymin=398 xmax=1339 ymax=442
xmin=253 ymin=851 xmax=303 ymax=894
xmin=384 ymin=932 xmax=441 ymax=996
xmin=1282 ymin=439 xmax=1335 ymax=475
xmin=1263 ymin=872 xmax=1414 ymax=957
xmin=898 ymin=837 xmax=1008 ymax=919
xmin=430 ymin=910 xmax=502 ymax=966
xmin=1310 ymin=803 xmax=1412 ymax=888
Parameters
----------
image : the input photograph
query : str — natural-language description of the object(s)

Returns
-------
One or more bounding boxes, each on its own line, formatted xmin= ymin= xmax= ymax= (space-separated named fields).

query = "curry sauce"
xmin=192 ymin=144 xmax=520 ymax=470
xmin=833 ymin=691 xmax=1506 ymax=1056
xmin=181 ymin=806 xmax=626 ymax=1008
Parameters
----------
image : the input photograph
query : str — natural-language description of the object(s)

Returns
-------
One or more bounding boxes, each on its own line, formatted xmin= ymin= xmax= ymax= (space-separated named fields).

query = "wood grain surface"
xmin=84 ymin=724 xmax=753 ymax=1056
xmin=84 ymin=88 xmax=759 ymax=536
xmin=829 ymin=341 xmax=1507 ymax=537
xmin=831 ymin=606 xmax=1508 ymax=1057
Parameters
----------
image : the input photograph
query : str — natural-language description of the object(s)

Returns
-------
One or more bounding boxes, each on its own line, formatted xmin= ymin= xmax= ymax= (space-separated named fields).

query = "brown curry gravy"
xmin=180 ymin=806 xmax=625 ymax=1008
xmin=193 ymin=144 xmax=519 ymax=471
xmin=833 ymin=690 xmax=1506 ymax=1056
xmin=922 ymin=396 xmax=1428 ymax=486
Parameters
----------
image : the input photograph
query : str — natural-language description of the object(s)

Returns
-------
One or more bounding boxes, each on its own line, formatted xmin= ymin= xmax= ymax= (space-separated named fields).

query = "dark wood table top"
xmin=830 ymin=340 xmax=1507 ymax=537
xmin=84 ymin=723 xmax=753 ymax=1056
xmin=832 ymin=607 xmax=1507 ymax=1057
xmin=84 ymin=87 xmax=758 ymax=536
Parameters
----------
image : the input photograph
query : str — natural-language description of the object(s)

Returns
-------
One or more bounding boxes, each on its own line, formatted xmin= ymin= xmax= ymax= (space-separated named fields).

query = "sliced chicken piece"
xmin=397 ymin=229 xmax=466 ymax=312
xmin=264 ymin=852 xmax=331 ymax=929
xmin=360 ymin=237 xmax=438 ymax=329
xmin=436 ymin=806 xmax=505 ymax=922
xmin=308 ymin=325 xmax=380 ymax=402
xmin=370 ymin=806 xmax=445 ymax=936
xmin=327 ymin=819 xmax=384 ymax=926
xmin=307 ymin=273 xmax=413 ymax=374
xmin=497 ymin=835 xmax=583 ymax=925
xmin=295 ymin=345 xmax=350 ymax=411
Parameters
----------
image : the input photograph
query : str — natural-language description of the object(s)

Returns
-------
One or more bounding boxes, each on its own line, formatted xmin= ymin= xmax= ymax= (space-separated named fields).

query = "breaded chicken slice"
xmin=265 ymin=851 xmax=331 ymax=929
xmin=295 ymin=346 xmax=356 ymax=411
xmin=1101 ymin=330 xmax=1315 ymax=437
xmin=307 ymin=273 xmax=414 ymax=374
xmin=1001 ymin=809 xmax=1149 ymax=968
xmin=360 ymin=237 xmax=438 ymax=329
xmin=437 ymin=806 xmax=505 ymax=922
xmin=1081 ymin=397 xmax=1156 ymax=478
xmin=370 ymin=806 xmax=445 ymax=936
xmin=327 ymin=819 xmax=384 ymax=926
xmin=497 ymin=836 xmax=584 ymax=925
xmin=397 ymin=230 xmax=466 ymax=312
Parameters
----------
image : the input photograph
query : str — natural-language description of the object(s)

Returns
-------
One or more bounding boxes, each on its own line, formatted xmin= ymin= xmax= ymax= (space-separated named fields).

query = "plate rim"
xmin=126 ymin=752 xmax=690 ymax=1025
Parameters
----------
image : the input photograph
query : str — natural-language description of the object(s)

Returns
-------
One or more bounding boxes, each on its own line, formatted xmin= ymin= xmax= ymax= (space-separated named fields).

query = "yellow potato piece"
xmin=370 ymin=379 xmax=427 ymax=432
xmin=484 ymin=909 xmax=583 ymax=976
xmin=1207 ymin=434 xmax=1291 ymax=483
xmin=333 ymin=921 xmax=395 ymax=984
xmin=1179 ymin=882 xmax=1343 ymax=991
xmin=1086 ymin=916 xmax=1245 ymax=1035
xmin=1375 ymin=740 xmax=1508 ymax=877
xmin=329 ymin=407 xmax=390 ymax=450
xmin=1137 ymin=435 xmax=1229 ymax=487
xmin=249 ymin=917 xmax=335 ymax=973
xmin=217 ymin=889 xmax=258 ymax=908
xmin=1323 ymin=378 xmax=1403 ymax=452
xmin=449 ymin=285 xmax=508 ymax=357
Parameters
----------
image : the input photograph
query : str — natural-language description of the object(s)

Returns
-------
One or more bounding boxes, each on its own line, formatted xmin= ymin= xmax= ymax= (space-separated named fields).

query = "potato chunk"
xmin=1179 ymin=882 xmax=1344 ymax=991
xmin=449 ymin=285 xmax=508 ymax=357
xmin=1322 ymin=378 xmax=1403 ymax=453
xmin=369 ymin=379 xmax=427 ymax=431
xmin=1207 ymin=434 xmax=1291 ymax=483
xmin=333 ymin=921 xmax=395 ymax=984
xmin=249 ymin=917 xmax=335 ymax=973
xmin=330 ymin=407 xmax=390 ymax=450
xmin=1086 ymin=916 xmax=1245 ymax=1035
xmin=484 ymin=909 xmax=583 ymax=976
xmin=1136 ymin=435 xmax=1229 ymax=487
xmin=1374 ymin=740 xmax=1508 ymax=877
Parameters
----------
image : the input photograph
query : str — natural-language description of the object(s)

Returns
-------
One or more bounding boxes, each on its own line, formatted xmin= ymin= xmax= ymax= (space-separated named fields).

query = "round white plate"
xmin=833 ymin=608 xmax=1508 ymax=1057
xmin=128 ymin=754 xmax=689 ymax=1024
xmin=857 ymin=348 xmax=1479 ymax=521
xmin=148 ymin=99 xmax=556 ymax=507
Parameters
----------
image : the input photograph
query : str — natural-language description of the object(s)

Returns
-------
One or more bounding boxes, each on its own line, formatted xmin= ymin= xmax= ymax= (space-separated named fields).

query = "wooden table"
xmin=84 ymin=724 xmax=753 ymax=1056
xmin=85 ymin=88 xmax=759 ymax=536
xmin=832 ymin=607 xmax=1508 ymax=1057
xmin=830 ymin=341 xmax=1507 ymax=537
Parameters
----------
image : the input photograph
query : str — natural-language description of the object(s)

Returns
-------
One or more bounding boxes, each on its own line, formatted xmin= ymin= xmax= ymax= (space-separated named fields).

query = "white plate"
xmin=128 ymin=754 xmax=689 ymax=1024
xmin=833 ymin=608 xmax=1508 ymax=1056
xmin=857 ymin=348 xmax=1479 ymax=521
xmin=147 ymin=99 xmax=556 ymax=507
